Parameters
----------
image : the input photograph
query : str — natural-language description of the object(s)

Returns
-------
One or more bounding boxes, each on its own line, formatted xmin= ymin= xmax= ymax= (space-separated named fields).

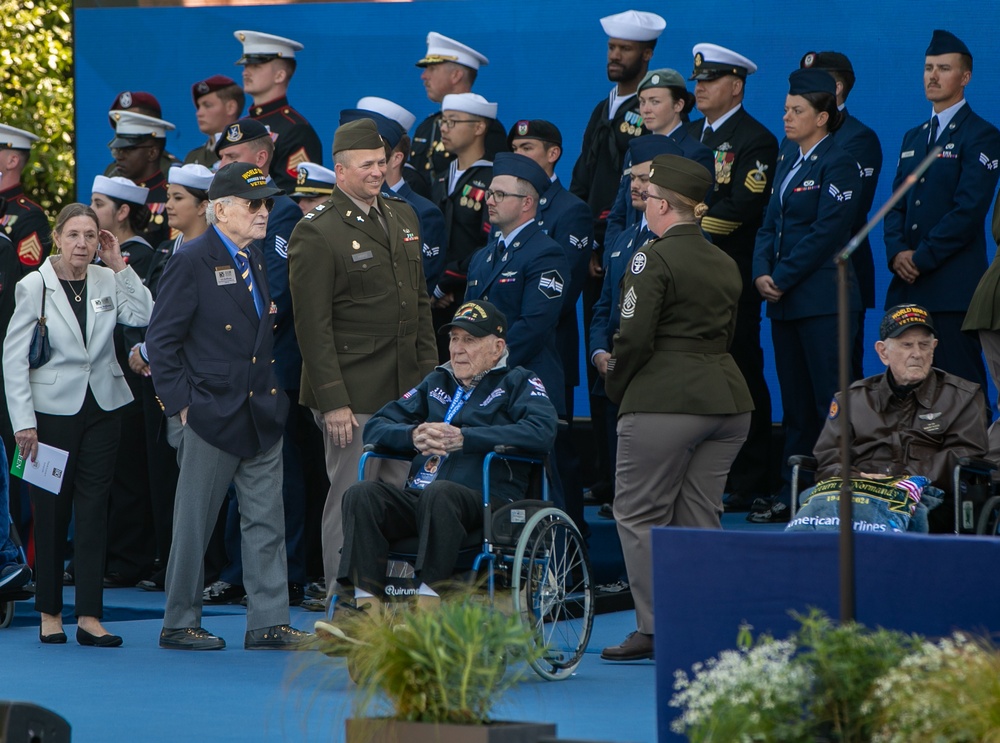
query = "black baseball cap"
xmin=439 ymin=300 xmax=507 ymax=339
xmin=879 ymin=304 xmax=936 ymax=341
xmin=208 ymin=162 xmax=282 ymax=200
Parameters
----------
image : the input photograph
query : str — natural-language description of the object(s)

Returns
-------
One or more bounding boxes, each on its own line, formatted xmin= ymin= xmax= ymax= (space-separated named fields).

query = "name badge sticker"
xmin=215 ymin=267 xmax=237 ymax=286
xmin=91 ymin=296 xmax=114 ymax=313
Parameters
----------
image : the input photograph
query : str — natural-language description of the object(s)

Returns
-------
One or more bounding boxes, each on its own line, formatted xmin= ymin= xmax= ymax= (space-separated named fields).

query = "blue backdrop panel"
xmin=652 ymin=528 xmax=1000 ymax=742
xmin=75 ymin=2 xmax=1000 ymax=419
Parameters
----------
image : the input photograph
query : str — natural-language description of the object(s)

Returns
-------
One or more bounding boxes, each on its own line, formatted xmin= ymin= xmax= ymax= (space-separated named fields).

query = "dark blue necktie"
xmin=928 ymin=115 xmax=940 ymax=146
xmin=234 ymin=248 xmax=253 ymax=295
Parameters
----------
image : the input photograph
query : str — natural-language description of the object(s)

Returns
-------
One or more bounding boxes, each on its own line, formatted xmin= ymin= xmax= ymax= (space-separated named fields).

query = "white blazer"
xmin=3 ymin=257 xmax=154 ymax=432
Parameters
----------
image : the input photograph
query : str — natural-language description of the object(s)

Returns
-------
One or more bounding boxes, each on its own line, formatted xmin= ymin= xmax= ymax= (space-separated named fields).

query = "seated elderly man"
xmin=789 ymin=304 xmax=988 ymax=534
xmin=326 ymin=300 xmax=558 ymax=618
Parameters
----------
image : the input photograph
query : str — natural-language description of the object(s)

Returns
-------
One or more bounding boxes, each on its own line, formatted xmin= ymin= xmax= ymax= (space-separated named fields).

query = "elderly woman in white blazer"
xmin=3 ymin=202 xmax=153 ymax=647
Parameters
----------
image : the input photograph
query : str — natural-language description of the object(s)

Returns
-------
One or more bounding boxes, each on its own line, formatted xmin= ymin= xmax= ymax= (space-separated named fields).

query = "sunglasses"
xmin=244 ymin=197 xmax=275 ymax=213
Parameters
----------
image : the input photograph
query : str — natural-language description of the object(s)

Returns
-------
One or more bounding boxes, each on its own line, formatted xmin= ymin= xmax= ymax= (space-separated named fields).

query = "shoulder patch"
xmin=538 ymin=270 xmax=564 ymax=299
xmin=630 ymin=252 xmax=646 ymax=275
xmin=828 ymin=398 xmax=839 ymax=419
xmin=527 ymin=376 xmax=548 ymax=398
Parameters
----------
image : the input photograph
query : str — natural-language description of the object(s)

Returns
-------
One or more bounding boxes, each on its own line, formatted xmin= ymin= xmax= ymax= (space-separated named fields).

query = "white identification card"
xmin=215 ymin=268 xmax=237 ymax=286
xmin=91 ymin=296 xmax=114 ymax=313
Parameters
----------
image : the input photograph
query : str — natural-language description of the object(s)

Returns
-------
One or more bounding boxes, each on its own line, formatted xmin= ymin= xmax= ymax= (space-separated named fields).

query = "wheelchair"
xmin=0 ymin=515 xmax=34 ymax=629
xmin=356 ymin=443 xmax=595 ymax=681
xmin=789 ymin=455 xmax=999 ymax=535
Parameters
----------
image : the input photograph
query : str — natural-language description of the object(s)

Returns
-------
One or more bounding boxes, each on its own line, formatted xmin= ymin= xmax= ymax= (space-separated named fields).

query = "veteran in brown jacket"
xmin=288 ymin=119 xmax=437 ymax=590
xmin=817 ymin=304 xmax=988 ymax=533
xmin=602 ymin=155 xmax=753 ymax=663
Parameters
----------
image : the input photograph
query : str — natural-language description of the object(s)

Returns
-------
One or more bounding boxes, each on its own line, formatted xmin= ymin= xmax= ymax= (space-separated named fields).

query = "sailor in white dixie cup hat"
xmin=0 ymin=123 xmax=51 ymax=270
xmin=233 ymin=29 xmax=322 ymax=193
xmin=293 ymin=162 xmax=337 ymax=214
xmin=356 ymin=96 xmax=417 ymax=133
xmin=108 ymin=111 xmax=174 ymax=247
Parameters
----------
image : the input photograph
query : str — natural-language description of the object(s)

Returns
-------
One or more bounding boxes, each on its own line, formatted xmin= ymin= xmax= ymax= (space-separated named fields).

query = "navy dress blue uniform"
xmin=0 ymin=183 xmax=51 ymax=275
xmin=833 ymin=110 xmax=883 ymax=375
xmin=688 ymin=106 xmax=778 ymax=497
xmin=410 ymin=115 xmax=508 ymax=200
xmin=884 ymin=103 xmax=1000 ymax=391
xmin=147 ymin=185 xmax=292 ymax=633
xmin=384 ymin=180 xmax=447 ymax=295
xmin=249 ymin=97 xmax=323 ymax=194
xmin=465 ymin=222 xmax=569 ymax=416
xmin=753 ymin=135 xmax=862 ymax=482
xmin=605 ymin=130 xmax=715 ymax=250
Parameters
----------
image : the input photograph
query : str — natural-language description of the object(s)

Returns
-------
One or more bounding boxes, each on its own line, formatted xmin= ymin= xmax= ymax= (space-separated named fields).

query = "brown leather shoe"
xmin=600 ymin=631 xmax=654 ymax=661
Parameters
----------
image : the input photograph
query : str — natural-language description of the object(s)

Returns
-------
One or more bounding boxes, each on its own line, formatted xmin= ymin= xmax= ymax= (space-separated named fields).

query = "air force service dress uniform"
xmin=0 ymin=125 xmax=51 ymax=273
xmin=753 ymin=70 xmax=863 ymax=488
xmin=410 ymin=33 xmax=508 ymax=199
xmin=146 ymin=164 xmax=292 ymax=637
xmin=235 ymin=31 xmax=323 ymax=194
xmin=686 ymin=44 xmax=778 ymax=500
xmin=604 ymin=154 xmax=752 ymax=645
xmin=886 ymin=31 xmax=1000 ymax=393
xmin=287 ymin=119 xmax=438 ymax=587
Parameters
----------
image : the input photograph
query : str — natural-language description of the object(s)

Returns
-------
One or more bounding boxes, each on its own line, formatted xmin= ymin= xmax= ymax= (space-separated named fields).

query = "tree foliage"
xmin=1 ymin=0 xmax=74 ymax=213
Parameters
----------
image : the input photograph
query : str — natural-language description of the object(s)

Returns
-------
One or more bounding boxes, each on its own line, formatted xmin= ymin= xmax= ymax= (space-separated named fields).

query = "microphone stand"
xmin=833 ymin=146 xmax=941 ymax=622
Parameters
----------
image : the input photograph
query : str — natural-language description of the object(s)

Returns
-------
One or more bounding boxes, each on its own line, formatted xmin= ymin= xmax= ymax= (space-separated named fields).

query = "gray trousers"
xmin=311 ymin=410 xmax=407 ymax=591
xmin=163 ymin=419 xmax=289 ymax=631
xmin=614 ymin=411 xmax=751 ymax=634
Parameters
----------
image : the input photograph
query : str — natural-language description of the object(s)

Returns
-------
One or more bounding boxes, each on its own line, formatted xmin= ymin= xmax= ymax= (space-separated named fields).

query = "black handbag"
xmin=27 ymin=280 xmax=51 ymax=369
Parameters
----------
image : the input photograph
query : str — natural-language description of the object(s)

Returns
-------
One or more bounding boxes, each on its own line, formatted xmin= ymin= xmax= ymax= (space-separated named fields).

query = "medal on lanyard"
xmin=406 ymin=387 xmax=472 ymax=491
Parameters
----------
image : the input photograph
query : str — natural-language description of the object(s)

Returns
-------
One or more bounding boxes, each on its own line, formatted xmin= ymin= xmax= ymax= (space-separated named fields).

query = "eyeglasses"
xmin=485 ymin=189 xmax=530 ymax=204
xmin=640 ymin=191 xmax=668 ymax=203
xmin=243 ymin=197 xmax=274 ymax=213
xmin=439 ymin=118 xmax=480 ymax=130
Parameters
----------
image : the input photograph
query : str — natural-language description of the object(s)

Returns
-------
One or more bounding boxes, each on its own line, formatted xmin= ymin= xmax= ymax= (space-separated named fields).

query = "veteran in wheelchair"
xmin=787 ymin=304 xmax=990 ymax=534
xmin=329 ymin=300 xmax=560 ymax=615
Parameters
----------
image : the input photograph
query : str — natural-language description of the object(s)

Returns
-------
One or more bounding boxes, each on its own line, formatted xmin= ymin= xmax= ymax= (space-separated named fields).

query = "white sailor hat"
xmin=441 ymin=93 xmax=497 ymax=120
xmin=690 ymin=43 xmax=758 ymax=80
xmin=0 ymin=124 xmax=39 ymax=151
xmin=234 ymin=30 xmax=303 ymax=65
xmin=599 ymin=10 xmax=666 ymax=42
xmin=168 ymin=164 xmax=215 ymax=193
xmin=108 ymin=111 xmax=176 ymax=149
xmin=92 ymin=175 xmax=149 ymax=206
xmin=416 ymin=32 xmax=489 ymax=71
xmin=294 ymin=162 xmax=337 ymax=197
xmin=356 ymin=97 xmax=417 ymax=132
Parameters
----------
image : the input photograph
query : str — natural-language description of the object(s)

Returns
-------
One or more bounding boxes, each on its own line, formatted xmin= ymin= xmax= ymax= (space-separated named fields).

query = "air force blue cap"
xmin=491 ymin=152 xmax=551 ymax=197
xmin=628 ymin=134 xmax=683 ymax=166
xmin=215 ymin=118 xmax=271 ymax=156
xmin=788 ymin=68 xmax=837 ymax=97
xmin=339 ymin=109 xmax=404 ymax=149
xmin=926 ymin=29 xmax=972 ymax=59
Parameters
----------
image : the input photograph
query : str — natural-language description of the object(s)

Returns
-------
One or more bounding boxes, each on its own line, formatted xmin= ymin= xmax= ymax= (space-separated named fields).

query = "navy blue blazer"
xmin=259 ymin=193 xmax=304 ymax=391
xmin=147 ymin=226 xmax=289 ymax=459
xmin=383 ymin=181 xmax=447 ymax=295
xmin=752 ymin=136 xmax=862 ymax=321
xmin=587 ymin=219 xmax=655 ymax=397
xmin=884 ymin=103 xmax=1000 ymax=313
xmin=535 ymin=178 xmax=593 ymax=388
xmin=465 ymin=220 xmax=569 ymax=415
xmin=604 ymin=129 xmax=715 ymax=250
xmin=834 ymin=109 xmax=883 ymax=309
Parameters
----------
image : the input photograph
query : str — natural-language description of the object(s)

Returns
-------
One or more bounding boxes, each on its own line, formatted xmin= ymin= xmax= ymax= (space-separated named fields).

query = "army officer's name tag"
xmin=352 ymin=250 xmax=374 ymax=262
xmin=215 ymin=267 xmax=237 ymax=286
xmin=91 ymin=296 xmax=114 ymax=313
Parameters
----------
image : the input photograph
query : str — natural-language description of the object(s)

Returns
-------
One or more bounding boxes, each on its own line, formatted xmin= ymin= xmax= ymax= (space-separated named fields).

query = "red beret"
xmin=191 ymin=75 xmax=239 ymax=104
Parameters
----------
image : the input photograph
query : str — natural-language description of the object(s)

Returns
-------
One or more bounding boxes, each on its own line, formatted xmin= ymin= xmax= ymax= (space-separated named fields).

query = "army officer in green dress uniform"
xmin=601 ymin=154 xmax=752 ymax=662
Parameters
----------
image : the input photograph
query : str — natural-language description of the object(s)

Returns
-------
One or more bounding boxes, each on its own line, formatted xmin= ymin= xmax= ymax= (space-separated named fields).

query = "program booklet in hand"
xmin=10 ymin=443 xmax=69 ymax=495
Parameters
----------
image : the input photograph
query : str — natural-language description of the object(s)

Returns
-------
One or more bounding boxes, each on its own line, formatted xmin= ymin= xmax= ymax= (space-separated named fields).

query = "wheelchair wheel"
xmin=510 ymin=508 xmax=594 ymax=681
xmin=976 ymin=495 xmax=1000 ymax=536
xmin=0 ymin=598 xmax=13 ymax=629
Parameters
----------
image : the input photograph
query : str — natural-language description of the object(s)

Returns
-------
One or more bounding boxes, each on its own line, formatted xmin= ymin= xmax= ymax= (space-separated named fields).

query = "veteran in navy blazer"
xmin=884 ymin=30 xmax=1000 ymax=393
xmin=147 ymin=163 xmax=308 ymax=652
xmin=751 ymin=69 xmax=862 ymax=522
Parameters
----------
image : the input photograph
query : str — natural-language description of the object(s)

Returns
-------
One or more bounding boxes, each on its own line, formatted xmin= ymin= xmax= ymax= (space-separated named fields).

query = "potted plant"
xmin=332 ymin=596 xmax=557 ymax=743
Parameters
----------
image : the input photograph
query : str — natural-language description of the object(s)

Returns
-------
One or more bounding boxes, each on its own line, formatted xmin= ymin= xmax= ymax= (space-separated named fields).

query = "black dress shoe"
xmin=159 ymin=627 xmax=226 ymax=651
xmin=244 ymin=624 xmax=316 ymax=651
xmin=601 ymin=631 xmax=654 ymax=661
xmin=39 ymin=628 xmax=67 ymax=644
xmin=76 ymin=627 xmax=123 ymax=647
xmin=203 ymin=580 xmax=247 ymax=605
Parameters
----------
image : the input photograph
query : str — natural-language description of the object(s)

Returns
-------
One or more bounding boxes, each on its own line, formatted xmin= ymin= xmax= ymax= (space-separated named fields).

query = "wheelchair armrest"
xmin=788 ymin=455 xmax=818 ymax=470
xmin=957 ymin=456 xmax=998 ymax=476
xmin=363 ymin=443 xmax=418 ymax=458
xmin=492 ymin=444 xmax=547 ymax=460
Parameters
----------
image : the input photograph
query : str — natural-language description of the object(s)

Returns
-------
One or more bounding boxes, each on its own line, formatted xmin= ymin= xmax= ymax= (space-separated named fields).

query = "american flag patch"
xmin=402 ymin=387 xmax=418 ymax=400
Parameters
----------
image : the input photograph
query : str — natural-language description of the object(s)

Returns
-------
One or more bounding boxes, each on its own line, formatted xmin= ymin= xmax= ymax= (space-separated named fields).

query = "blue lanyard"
xmin=443 ymin=386 xmax=473 ymax=424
